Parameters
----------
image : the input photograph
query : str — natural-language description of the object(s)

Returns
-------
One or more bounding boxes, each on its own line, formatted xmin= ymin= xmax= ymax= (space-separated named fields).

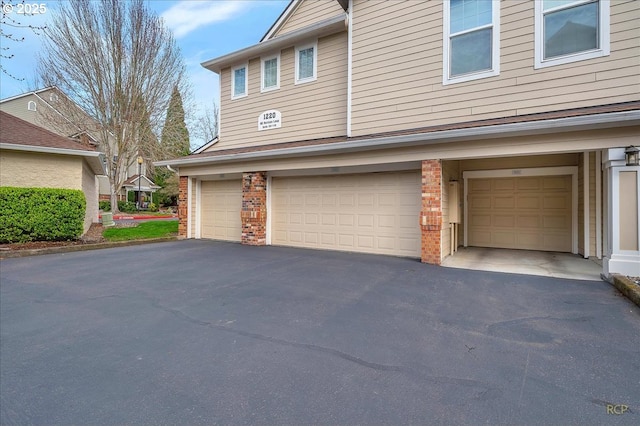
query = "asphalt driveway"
xmin=1 ymin=240 xmax=638 ymax=425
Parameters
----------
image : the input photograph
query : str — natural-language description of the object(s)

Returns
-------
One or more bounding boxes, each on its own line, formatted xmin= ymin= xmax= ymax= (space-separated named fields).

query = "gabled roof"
xmin=202 ymin=14 xmax=347 ymax=73
xmin=261 ymin=0 xmax=348 ymax=42
xmin=0 ymin=87 xmax=58 ymax=104
xmin=1 ymin=87 xmax=105 ymax=144
xmin=0 ymin=111 xmax=105 ymax=175
xmin=122 ymin=174 xmax=161 ymax=190
xmin=191 ymin=136 xmax=219 ymax=154
xmin=0 ymin=111 xmax=95 ymax=152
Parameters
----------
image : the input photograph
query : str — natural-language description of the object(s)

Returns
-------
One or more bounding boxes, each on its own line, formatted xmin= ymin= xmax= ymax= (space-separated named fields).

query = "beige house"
xmin=0 ymin=111 xmax=105 ymax=233
xmin=156 ymin=0 xmax=640 ymax=277
xmin=0 ymin=87 xmax=150 ymax=201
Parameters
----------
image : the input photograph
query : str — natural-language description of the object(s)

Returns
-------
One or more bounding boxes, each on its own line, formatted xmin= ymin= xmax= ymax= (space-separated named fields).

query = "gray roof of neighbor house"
xmin=0 ymin=111 xmax=105 ymax=175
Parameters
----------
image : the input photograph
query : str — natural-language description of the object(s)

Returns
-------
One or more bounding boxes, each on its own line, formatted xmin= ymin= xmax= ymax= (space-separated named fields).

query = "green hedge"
xmin=0 ymin=187 xmax=86 ymax=243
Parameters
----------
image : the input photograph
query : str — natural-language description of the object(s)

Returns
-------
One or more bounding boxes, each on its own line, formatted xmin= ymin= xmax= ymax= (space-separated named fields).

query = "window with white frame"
xmin=535 ymin=0 xmax=609 ymax=69
xmin=295 ymin=42 xmax=317 ymax=84
xmin=231 ymin=64 xmax=248 ymax=99
xmin=261 ymin=54 xmax=280 ymax=92
xmin=27 ymin=100 xmax=37 ymax=111
xmin=443 ymin=0 xmax=500 ymax=85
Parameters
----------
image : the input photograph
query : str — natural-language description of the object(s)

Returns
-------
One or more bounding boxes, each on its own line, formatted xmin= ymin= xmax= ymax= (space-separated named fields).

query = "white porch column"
xmin=602 ymin=148 xmax=640 ymax=277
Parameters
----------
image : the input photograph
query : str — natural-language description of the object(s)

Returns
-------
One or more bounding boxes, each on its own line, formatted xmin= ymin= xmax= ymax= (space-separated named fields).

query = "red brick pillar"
xmin=421 ymin=160 xmax=442 ymax=264
xmin=178 ymin=176 xmax=188 ymax=238
xmin=241 ymin=172 xmax=267 ymax=246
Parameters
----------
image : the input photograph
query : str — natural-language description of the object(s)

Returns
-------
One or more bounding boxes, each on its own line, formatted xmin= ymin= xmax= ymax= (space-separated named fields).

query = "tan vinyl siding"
xmin=217 ymin=31 xmax=347 ymax=150
xmin=351 ymin=0 xmax=640 ymax=136
xmin=274 ymin=0 xmax=345 ymax=37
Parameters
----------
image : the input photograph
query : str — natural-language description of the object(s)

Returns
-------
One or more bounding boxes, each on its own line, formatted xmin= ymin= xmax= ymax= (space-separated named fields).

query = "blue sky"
xmin=0 ymin=0 xmax=290 ymax=143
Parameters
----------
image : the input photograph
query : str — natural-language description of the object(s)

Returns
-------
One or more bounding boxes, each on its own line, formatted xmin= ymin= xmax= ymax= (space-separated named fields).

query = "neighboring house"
xmin=0 ymin=111 xmax=105 ymax=233
xmin=122 ymin=174 xmax=161 ymax=208
xmin=156 ymin=0 xmax=640 ymax=277
xmin=0 ymin=87 xmax=151 ymax=202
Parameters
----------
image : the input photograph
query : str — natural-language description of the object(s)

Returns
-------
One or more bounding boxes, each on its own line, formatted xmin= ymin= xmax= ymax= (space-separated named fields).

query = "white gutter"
xmin=347 ymin=0 xmax=353 ymax=137
xmin=201 ymin=14 xmax=348 ymax=73
xmin=154 ymin=110 xmax=640 ymax=168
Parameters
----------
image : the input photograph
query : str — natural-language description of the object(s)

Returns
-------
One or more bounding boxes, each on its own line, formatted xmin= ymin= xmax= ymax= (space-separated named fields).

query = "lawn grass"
xmin=103 ymin=221 xmax=178 ymax=242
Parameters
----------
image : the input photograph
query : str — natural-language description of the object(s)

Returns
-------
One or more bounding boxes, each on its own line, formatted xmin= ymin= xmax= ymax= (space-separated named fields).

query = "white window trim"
xmin=442 ymin=0 xmax=500 ymax=85
xmin=534 ymin=0 xmax=610 ymax=69
xmin=27 ymin=100 xmax=37 ymax=111
xmin=261 ymin=53 xmax=280 ymax=93
xmin=231 ymin=63 xmax=248 ymax=100
xmin=295 ymin=41 xmax=318 ymax=85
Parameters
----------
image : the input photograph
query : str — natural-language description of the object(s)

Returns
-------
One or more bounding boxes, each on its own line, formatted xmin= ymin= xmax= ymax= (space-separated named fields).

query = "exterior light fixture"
xmin=624 ymin=146 xmax=639 ymax=166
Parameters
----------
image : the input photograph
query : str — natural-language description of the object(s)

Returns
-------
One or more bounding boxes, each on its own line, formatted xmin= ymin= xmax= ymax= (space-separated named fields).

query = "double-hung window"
xmin=535 ymin=0 xmax=609 ymax=69
xmin=261 ymin=54 xmax=280 ymax=92
xmin=443 ymin=0 xmax=500 ymax=85
xmin=231 ymin=64 xmax=248 ymax=99
xmin=295 ymin=41 xmax=317 ymax=84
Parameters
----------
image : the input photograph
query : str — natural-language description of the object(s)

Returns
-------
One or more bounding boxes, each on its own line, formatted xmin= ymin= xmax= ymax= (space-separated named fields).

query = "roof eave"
xmin=153 ymin=110 xmax=640 ymax=168
xmin=0 ymin=142 xmax=106 ymax=175
xmin=201 ymin=14 xmax=348 ymax=74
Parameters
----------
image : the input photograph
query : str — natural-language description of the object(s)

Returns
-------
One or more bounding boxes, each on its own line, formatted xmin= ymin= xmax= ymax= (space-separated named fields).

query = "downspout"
xmin=346 ymin=0 xmax=353 ymax=137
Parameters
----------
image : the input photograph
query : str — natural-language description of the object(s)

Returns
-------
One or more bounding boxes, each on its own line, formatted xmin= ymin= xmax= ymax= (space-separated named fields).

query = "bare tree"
xmin=1 ymin=0 xmax=47 ymax=80
xmin=193 ymin=100 xmax=219 ymax=148
xmin=37 ymin=0 xmax=186 ymax=212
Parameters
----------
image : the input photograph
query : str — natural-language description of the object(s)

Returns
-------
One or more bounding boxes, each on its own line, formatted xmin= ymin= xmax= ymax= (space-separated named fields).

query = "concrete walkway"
xmin=442 ymin=247 xmax=603 ymax=281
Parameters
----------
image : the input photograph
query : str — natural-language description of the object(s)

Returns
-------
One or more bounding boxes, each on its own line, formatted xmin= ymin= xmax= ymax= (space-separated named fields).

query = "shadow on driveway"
xmin=1 ymin=240 xmax=639 ymax=425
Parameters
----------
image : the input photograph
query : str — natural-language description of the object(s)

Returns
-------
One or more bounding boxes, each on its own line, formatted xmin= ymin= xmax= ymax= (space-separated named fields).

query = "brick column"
xmin=241 ymin=172 xmax=267 ymax=246
xmin=421 ymin=160 xmax=442 ymax=264
xmin=178 ymin=176 xmax=188 ymax=238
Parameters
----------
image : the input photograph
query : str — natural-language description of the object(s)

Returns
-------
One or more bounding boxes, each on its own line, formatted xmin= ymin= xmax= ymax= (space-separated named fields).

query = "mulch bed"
xmin=0 ymin=223 xmax=106 ymax=251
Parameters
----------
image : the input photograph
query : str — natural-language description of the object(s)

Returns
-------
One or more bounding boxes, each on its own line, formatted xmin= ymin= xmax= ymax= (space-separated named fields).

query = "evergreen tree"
xmin=161 ymin=85 xmax=190 ymax=158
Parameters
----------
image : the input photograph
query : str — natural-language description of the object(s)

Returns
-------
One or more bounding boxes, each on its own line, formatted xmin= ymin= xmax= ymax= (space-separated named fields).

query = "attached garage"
xmin=466 ymin=174 xmax=574 ymax=252
xmin=200 ymin=180 xmax=242 ymax=241
xmin=271 ymin=171 xmax=421 ymax=257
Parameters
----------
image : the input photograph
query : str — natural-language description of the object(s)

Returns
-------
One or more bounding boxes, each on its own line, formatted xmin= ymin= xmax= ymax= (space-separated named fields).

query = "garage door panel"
xmin=200 ymin=180 xmax=242 ymax=242
xmin=517 ymin=196 xmax=540 ymax=209
xmin=468 ymin=176 xmax=571 ymax=252
xmin=272 ymin=172 xmax=421 ymax=257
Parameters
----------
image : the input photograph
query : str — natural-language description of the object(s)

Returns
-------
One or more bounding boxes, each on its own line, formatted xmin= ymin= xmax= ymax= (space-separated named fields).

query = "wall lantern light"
xmin=624 ymin=146 xmax=639 ymax=166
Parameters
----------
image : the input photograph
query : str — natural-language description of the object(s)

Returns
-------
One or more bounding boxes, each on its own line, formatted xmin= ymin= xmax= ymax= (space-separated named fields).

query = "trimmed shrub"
xmin=127 ymin=191 xmax=136 ymax=203
xmin=0 ymin=187 xmax=86 ymax=243
xmin=99 ymin=200 xmax=111 ymax=211
xmin=117 ymin=201 xmax=137 ymax=213
xmin=148 ymin=202 xmax=158 ymax=212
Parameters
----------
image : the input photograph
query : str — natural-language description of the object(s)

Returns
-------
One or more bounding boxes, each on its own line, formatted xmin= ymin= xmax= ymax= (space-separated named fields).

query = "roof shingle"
xmin=0 ymin=111 xmax=96 ymax=152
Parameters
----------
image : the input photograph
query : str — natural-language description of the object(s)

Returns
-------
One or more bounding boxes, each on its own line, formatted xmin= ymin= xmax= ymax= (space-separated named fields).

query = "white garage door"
xmin=468 ymin=176 xmax=572 ymax=252
xmin=271 ymin=171 xmax=421 ymax=257
xmin=200 ymin=180 xmax=242 ymax=242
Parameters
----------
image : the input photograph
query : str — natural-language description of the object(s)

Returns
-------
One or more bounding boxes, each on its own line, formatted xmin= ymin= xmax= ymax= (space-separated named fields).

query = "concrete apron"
xmin=442 ymin=247 xmax=603 ymax=281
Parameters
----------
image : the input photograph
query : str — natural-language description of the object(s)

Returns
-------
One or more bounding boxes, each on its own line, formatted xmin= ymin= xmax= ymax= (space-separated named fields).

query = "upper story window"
xmin=27 ymin=100 xmax=37 ymax=111
xmin=535 ymin=0 xmax=610 ymax=69
xmin=261 ymin=53 xmax=280 ymax=92
xmin=231 ymin=63 xmax=248 ymax=99
xmin=443 ymin=0 xmax=500 ymax=85
xmin=295 ymin=41 xmax=317 ymax=84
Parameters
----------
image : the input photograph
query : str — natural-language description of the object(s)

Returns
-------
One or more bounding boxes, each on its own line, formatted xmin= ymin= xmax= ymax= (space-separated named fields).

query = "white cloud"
xmin=161 ymin=1 xmax=248 ymax=38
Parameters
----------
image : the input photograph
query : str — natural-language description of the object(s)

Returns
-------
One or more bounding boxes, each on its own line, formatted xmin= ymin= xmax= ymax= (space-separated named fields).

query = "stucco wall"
xmin=0 ymin=149 xmax=96 ymax=233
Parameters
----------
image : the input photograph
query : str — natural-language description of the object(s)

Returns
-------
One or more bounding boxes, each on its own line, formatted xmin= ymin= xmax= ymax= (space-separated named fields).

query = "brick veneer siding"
xmin=178 ymin=176 xmax=188 ymax=238
xmin=241 ymin=172 xmax=267 ymax=245
xmin=421 ymin=160 xmax=442 ymax=265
